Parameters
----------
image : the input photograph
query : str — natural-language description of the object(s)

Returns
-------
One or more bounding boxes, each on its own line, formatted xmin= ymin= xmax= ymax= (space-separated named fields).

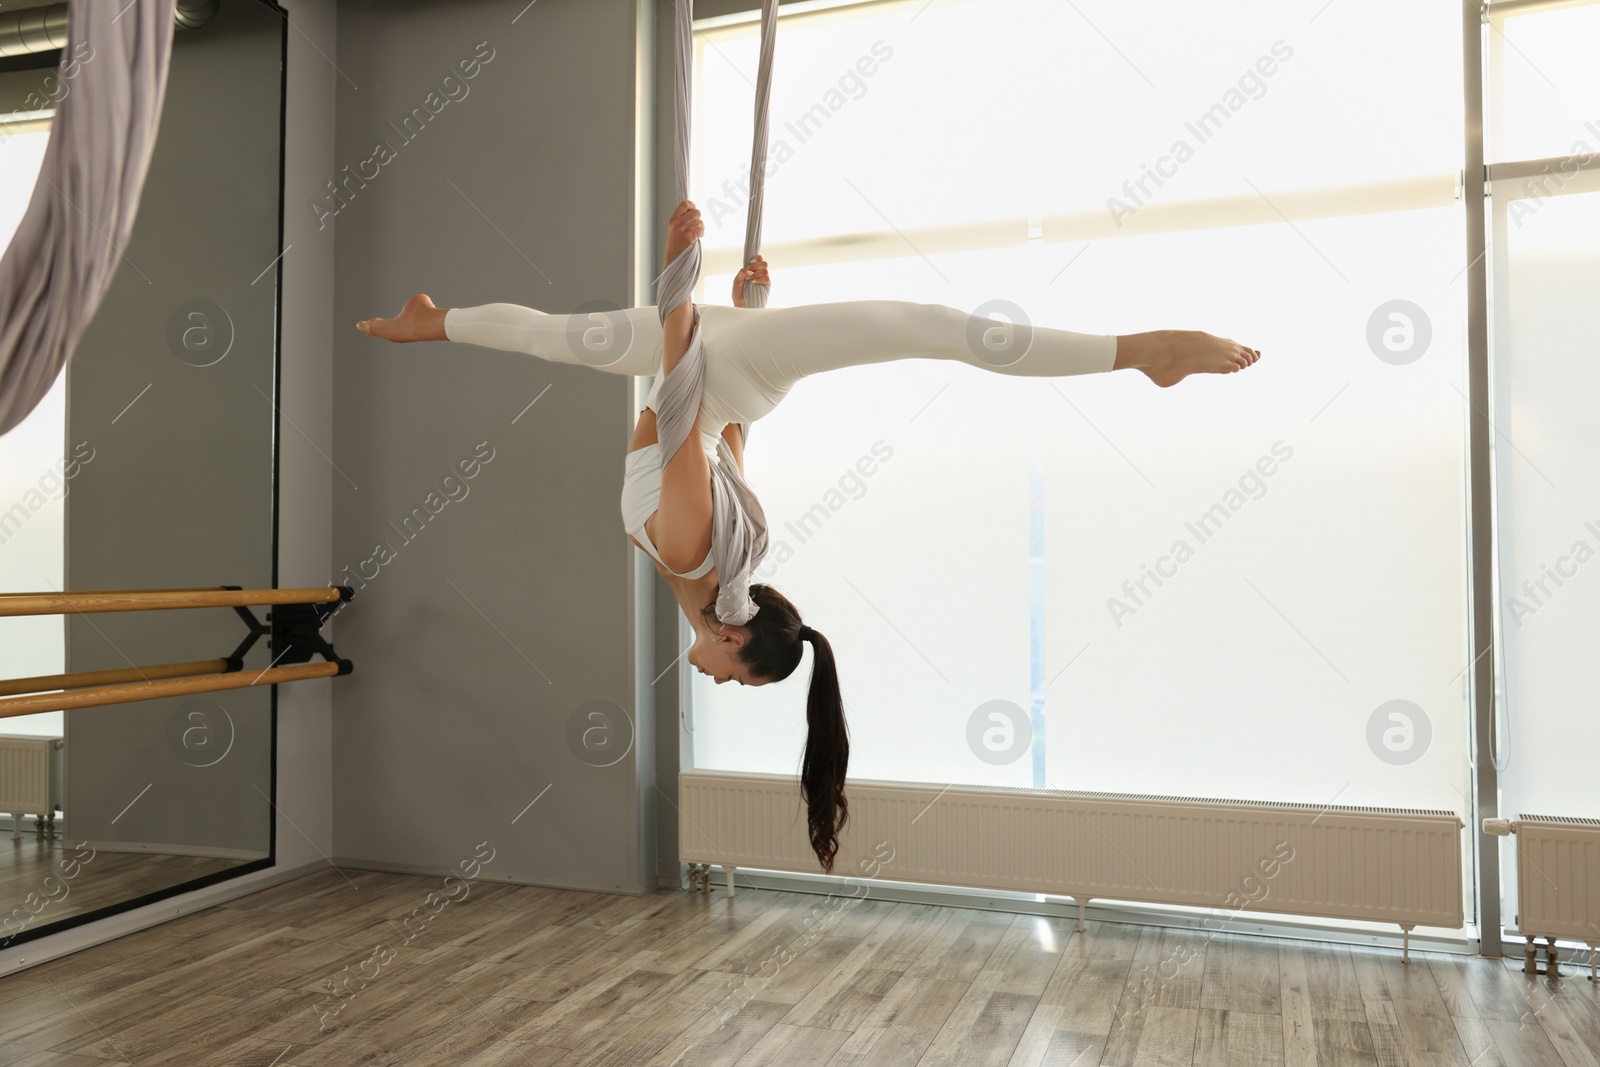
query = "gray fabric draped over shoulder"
xmin=0 ymin=0 xmax=179 ymax=438
xmin=654 ymin=0 xmax=779 ymax=626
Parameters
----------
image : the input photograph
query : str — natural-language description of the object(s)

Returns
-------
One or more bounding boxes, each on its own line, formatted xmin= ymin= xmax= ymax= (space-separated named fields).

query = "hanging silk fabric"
xmin=653 ymin=0 xmax=779 ymax=625
xmin=0 ymin=0 xmax=178 ymax=438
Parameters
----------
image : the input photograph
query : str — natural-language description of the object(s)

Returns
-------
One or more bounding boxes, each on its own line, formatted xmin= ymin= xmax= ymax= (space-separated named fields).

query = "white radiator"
xmin=1496 ymin=815 xmax=1600 ymax=949
xmin=680 ymin=770 xmax=1464 ymax=946
xmin=0 ymin=734 xmax=64 ymax=839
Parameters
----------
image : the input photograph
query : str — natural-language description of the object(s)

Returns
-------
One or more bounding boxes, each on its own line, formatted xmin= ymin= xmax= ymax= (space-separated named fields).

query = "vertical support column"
xmin=629 ymin=0 xmax=660 ymax=898
xmin=1462 ymin=0 xmax=1502 ymax=960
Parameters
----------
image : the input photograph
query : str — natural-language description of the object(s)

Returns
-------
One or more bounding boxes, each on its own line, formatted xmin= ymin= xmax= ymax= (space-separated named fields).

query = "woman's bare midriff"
xmin=625 ymin=404 xmax=738 ymax=578
xmin=629 ymin=406 xmax=660 ymax=453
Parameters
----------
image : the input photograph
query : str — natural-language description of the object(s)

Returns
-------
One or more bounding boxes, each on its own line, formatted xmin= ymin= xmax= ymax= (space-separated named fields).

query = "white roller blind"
xmin=689 ymin=0 xmax=1471 ymax=872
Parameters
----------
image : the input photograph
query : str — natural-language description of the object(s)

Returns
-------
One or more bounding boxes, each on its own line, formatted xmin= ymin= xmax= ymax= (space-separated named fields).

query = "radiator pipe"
xmin=0 ymin=0 xmax=218 ymax=60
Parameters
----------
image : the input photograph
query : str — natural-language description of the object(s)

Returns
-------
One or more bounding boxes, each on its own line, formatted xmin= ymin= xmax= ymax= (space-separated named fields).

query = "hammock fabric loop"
xmin=653 ymin=0 xmax=778 ymax=625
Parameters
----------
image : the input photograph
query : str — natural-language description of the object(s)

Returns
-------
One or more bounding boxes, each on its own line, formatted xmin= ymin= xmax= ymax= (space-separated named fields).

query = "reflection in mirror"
xmin=0 ymin=0 xmax=285 ymax=945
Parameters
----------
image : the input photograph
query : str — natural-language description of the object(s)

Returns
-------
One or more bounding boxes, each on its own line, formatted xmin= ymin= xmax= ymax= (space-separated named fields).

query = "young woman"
xmin=357 ymin=200 xmax=1262 ymax=871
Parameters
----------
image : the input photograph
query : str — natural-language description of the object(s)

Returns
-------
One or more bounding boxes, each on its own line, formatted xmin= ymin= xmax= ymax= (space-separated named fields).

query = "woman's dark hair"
xmin=701 ymin=583 xmax=849 ymax=872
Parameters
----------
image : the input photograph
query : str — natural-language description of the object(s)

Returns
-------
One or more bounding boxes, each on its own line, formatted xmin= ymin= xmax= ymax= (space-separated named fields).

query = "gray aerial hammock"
xmin=654 ymin=0 xmax=779 ymax=626
xmin=0 ymin=0 xmax=178 ymax=438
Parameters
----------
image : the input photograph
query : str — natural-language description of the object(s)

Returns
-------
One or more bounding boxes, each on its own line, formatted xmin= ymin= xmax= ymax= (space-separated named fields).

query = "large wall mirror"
xmin=0 ymin=0 xmax=286 ymax=947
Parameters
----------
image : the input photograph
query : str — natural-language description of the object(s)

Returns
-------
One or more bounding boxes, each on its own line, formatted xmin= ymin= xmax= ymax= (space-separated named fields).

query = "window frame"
xmin=661 ymin=0 xmax=1600 ymax=961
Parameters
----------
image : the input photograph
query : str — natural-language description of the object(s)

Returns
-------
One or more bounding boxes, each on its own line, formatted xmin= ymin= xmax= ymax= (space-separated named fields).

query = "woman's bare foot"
xmin=1115 ymin=329 xmax=1261 ymax=388
xmin=356 ymin=293 xmax=448 ymax=342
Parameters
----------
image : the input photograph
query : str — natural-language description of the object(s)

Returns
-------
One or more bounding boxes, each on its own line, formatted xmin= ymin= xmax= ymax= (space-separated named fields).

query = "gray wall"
xmin=64 ymin=0 xmax=285 ymax=854
xmin=329 ymin=0 xmax=656 ymax=892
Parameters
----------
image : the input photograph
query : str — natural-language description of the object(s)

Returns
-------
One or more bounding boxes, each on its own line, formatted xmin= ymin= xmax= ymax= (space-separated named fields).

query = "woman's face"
xmin=687 ymin=625 xmax=763 ymax=686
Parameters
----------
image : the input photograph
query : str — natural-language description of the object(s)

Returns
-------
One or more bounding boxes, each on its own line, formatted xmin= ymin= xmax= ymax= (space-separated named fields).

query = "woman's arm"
xmin=649 ymin=202 xmax=716 ymax=573
xmin=723 ymin=252 xmax=766 ymax=471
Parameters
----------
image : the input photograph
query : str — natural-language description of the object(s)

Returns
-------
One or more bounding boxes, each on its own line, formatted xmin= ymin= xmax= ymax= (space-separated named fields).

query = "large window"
xmin=691 ymin=0 xmax=1469 ymax=804
xmin=683 ymin=0 xmax=1596 ymax=942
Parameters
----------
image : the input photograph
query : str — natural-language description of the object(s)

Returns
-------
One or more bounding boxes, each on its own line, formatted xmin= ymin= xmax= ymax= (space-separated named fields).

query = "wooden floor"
xmin=1 ymin=867 xmax=1596 ymax=1066
xmin=2 ymin=834 xmax=256 ymax=929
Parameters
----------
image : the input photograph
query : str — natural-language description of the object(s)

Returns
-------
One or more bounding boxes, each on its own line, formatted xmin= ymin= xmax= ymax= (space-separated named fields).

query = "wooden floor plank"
xmin=1491 ymin=960 xmax=1600 ymax=1067
xmin=738 ymin=1021 xmax=853 ymax=1066
xmin=2 ymin=1053 xmax=134 ymax=1067
xmin=1279 ymin=944 xmax=1318 ymax=1067
xmin=1387 ymin=993 xmax=1473 ymax=1067
xmin=823 ymin=974 xmax=968 ymax=1067
xmin=782 ymin=901 xmax=949 ymax=1029
xmin=1451 ymin=1014 xmax=1510 ymax=1067
xmin=1363 ymin=1000 xmax=1409 ymax=1067
xmin=642 ymin=996 xmax=793 ymax=1067
xmin=1128 ymin=1005 xmax=1200 ymax=1066
xmin=1350 ymin=948 xmax=1393 ymax=1007
xmin=903 ymin=908 xmax=1014 ymax=984
xmin=1449 ymin=951 xmax=1539 ymax=1022
xmin=1305 ymin=944 xmax=1369 ymax=1024
xmin=1101 ymin=924 xmax=1209 ymax=1066
xmin=1476 ymin=1015 xmax=1574 ymax=1067
xmin=915 ymin=970 xmax=1038 ymax=1067
xmin=1068 ymin=919 xmax=1143 ymax=963
xmin=1426 ymin=951 xmax=1481 ymax=1019
xmin=502 ymin=955 xmax=676 ymax=1047
xmin=1308 ymin=1016 xmax=1381 ymax=1067
xmin=1201 ymin=936 xmax=1282 ymax=1016
xmin=1194 ymin=1007 xmax=1285 ymax=1067
xmin=689 ymin=891 xmax=814 ymax=973
xmin=1004 ymin=953 xmax=1094 ymax=1067
xmin=1550 ymin=978 xmax=1600 ymax=1067
xmin=981 ymin=913 xmax=1078 ymax=997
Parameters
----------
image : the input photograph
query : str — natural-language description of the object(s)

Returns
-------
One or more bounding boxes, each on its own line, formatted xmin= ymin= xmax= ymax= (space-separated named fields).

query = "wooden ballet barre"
xmin=0 ymin=662 xmax=342 ymax=718
xmin=0 ymin=584 xmax=355 ymax=715
xmin=0 ymin=586 xmax=345 ymax=618
xmin=0 ymin=586 xmax=246 ymax=598
xmin=0 ymin=658 xmax=231 ymax=697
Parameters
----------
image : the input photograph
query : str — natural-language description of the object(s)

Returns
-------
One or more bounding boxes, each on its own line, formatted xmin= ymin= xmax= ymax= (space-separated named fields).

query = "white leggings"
xmin=443 ymin=299 xmax=1119 ymax=433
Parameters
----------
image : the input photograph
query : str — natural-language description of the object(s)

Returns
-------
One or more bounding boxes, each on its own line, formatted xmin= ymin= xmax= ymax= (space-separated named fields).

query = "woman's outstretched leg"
xmin=708 ymin=299 xmax=1258 ymax=390
xmin=358 ymin=294 xmax=663 ymax=377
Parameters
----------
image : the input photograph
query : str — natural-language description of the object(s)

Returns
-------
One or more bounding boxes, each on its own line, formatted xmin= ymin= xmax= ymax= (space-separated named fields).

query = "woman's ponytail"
xmin=713 ymin=585 xmax=850 ymax=873
xmin=798 ymin=626 xmax=849 ymax=872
